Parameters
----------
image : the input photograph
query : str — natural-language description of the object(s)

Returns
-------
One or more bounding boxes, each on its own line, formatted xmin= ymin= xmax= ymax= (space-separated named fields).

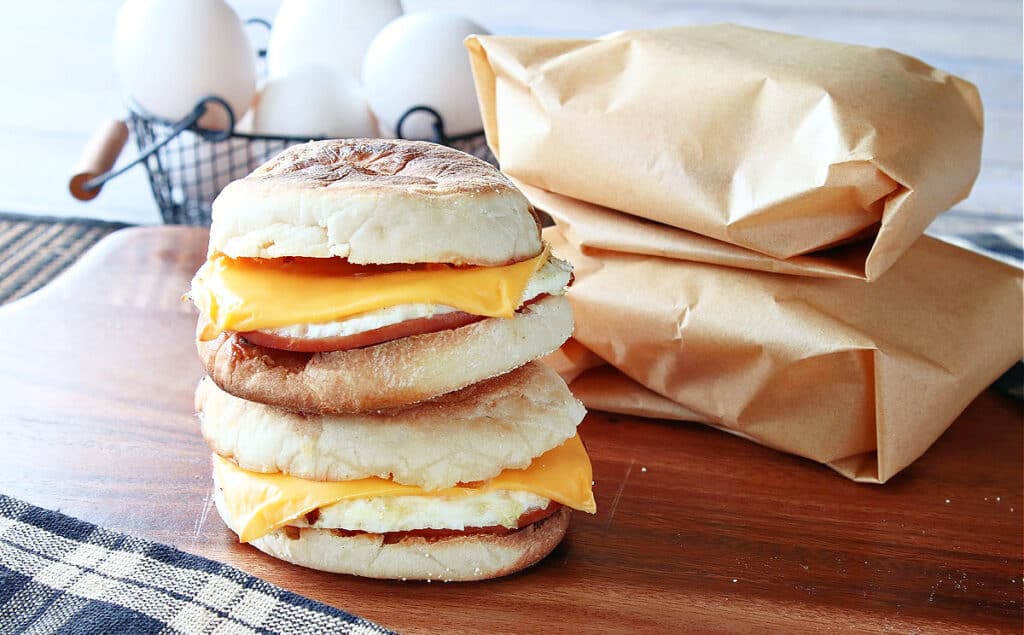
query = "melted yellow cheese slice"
xmin=215 ymin=434 xmax=596 ymax=542
xmin=192 ymin=246 xmax=550 ymax=340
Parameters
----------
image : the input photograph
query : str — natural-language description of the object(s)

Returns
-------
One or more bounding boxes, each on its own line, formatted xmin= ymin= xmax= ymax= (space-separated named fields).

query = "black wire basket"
xmin=70 ymin=16 xmax=492 ymax=224
xmin=130 ymin=97 xmax=308 ymax=226
xmin=70 ymin=13 xmax=494 ymax=226
xmin=71 ymin=95 xmax=494 ymax=227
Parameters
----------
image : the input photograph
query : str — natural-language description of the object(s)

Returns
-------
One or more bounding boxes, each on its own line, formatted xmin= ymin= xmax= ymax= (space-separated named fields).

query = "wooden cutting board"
xmin=0 ymin=227 xmax=1020 ymax=634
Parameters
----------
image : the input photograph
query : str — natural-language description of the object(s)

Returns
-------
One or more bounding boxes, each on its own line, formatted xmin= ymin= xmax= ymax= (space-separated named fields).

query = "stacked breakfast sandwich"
xmin=189 ymin=139 xmax=595 ymax=581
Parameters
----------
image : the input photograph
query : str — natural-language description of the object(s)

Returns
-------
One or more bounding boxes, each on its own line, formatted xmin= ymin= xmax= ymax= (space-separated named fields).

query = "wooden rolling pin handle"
xmin=69 ymin=120 xmax=130 ymax=201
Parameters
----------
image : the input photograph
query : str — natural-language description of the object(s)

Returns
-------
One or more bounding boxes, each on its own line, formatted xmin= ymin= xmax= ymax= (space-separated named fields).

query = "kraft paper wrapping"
xmin=515 ymin=179 xmax=872 ymax=280
xmin=468 ymin=25 xmax=1017 ymax=482
xmin=466 ymin=24 xmax=983 ymax=281
xmin=543 ymin=228 xmax=1022 ymax=483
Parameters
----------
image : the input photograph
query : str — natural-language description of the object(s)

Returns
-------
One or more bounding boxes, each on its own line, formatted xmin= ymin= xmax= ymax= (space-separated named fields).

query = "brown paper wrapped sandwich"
xmin=467 ymin=25 xmax=1022 ymax=483
xmin=543 ymin=230 xmax=1021 ymax=483
xmin=189 ymin=139 xmax=596 ymax=580
xmin=467 ymin=23 xmax=983 ymax=281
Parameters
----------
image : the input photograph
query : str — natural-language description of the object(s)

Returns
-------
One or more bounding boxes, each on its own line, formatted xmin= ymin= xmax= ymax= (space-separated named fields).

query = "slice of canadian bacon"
xmin=238 ymin=295 xmax=549 ymax=353
xmin=240 ymin=310 xmax=484 ymax=353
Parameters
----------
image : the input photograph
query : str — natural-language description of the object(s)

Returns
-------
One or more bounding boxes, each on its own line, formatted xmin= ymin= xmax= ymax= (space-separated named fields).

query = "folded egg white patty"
xmin=212 ymin=476 xmax=550 ymax=535
xmin=207 ymin=433 xmax=595 ymax=543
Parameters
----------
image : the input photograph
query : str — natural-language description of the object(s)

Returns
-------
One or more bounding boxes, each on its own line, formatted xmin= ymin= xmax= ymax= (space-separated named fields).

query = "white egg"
xmin=114 ymin=0 xmax=256 ymax=130
xmin=267 ymin=0 xmax=403 ymax=81
xmin=362 ymin=11 xmax=489 ymax=139
xmin=251 ymin=67 xmax=377 ymax=139
xmin=234 ymin=108 xmax=255 ymax=135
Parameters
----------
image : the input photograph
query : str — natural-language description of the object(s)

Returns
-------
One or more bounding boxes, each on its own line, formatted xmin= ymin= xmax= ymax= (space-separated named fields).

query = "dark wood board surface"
xmin=0 ymin=227 xmax=1020 ymax=634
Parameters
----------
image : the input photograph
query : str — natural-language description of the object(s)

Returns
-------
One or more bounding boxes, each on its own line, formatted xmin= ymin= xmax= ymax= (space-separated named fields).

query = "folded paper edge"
xmin=522 ymin=178 xmax=873 ymax=281
xmin=464 ymin=35 xmax=502 ymax=159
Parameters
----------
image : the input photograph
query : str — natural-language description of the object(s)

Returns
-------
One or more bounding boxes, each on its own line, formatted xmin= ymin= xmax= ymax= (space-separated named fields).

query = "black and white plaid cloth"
xmin=0 ymin=495 xmax=393 ymax=635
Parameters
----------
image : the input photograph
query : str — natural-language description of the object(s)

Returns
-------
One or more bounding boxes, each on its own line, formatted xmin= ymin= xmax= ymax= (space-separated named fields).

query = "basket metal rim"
xmin=126 ymin=98 xmax=328 ymax=143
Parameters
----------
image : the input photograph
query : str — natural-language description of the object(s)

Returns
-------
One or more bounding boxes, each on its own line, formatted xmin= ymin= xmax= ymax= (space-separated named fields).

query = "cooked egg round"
xmin=290 ymin=490 xmax=552 ymax=533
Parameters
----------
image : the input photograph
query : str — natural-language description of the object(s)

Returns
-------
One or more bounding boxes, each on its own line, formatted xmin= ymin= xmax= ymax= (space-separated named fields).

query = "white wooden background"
xmin=0 ymin=1 xmax=1019 ymax=261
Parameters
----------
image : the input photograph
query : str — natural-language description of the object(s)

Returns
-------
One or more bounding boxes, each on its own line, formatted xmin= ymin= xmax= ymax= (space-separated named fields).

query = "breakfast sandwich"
xmin=196 ymin=362 xmax=595 ymax=580
xmin=190 ymin=139 xmax=574 ymax=413
xmin=188 ymin=139 xmax=596 ymax=580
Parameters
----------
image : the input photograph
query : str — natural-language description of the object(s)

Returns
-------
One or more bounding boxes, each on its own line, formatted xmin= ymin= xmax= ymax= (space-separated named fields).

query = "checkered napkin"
xmin=0 ymin=495 xmax=393 ymax=635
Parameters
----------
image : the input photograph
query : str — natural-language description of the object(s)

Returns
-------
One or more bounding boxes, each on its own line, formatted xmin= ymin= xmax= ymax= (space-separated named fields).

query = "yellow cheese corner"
xmin=214 ymin=434 xmax=595 ymax=542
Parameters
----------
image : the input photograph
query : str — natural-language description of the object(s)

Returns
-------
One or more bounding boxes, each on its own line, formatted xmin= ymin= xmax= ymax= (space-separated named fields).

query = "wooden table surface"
xmin=0 ymin=226 xmax=1020 ymax=633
